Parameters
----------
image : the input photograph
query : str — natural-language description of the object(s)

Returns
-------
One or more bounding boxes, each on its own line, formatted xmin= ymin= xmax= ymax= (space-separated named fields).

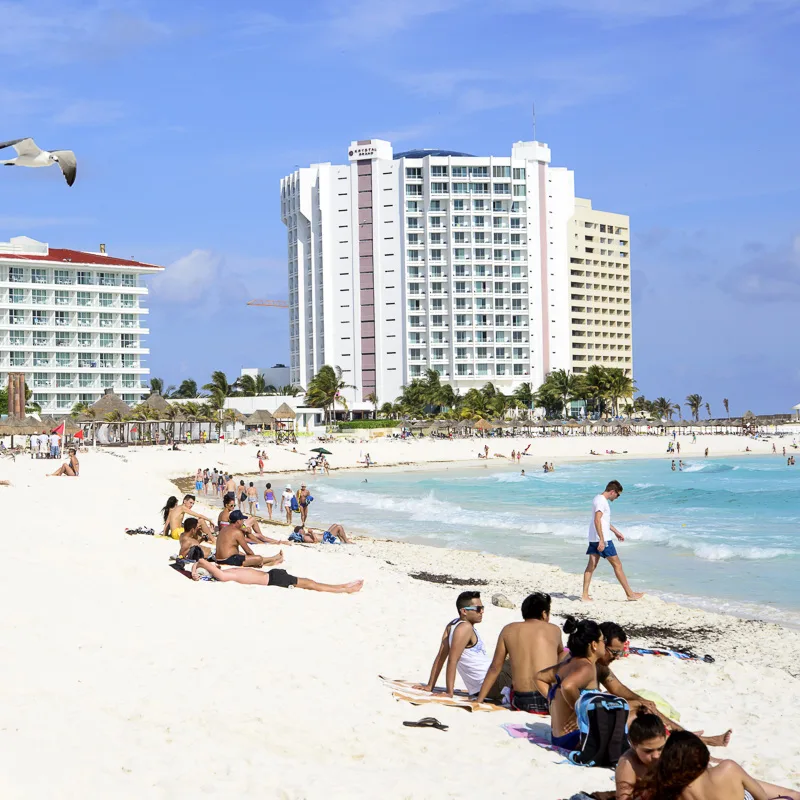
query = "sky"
xmin=1 ymin=0 xmax=799 ymax=414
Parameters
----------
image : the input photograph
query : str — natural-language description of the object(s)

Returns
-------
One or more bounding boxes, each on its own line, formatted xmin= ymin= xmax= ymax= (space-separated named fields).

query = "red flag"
xmin=51 ymin=422 xmax=65 ymax=436
xmin=73 ymin=430 xmax=85 ymax=440
xmin=130 ymin=425 xmax=138 ymax=434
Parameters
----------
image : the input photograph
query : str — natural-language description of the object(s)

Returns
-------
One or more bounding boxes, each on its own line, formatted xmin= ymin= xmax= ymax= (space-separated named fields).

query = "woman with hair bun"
xmin=536 ymin=616 xmax=606 ymax=751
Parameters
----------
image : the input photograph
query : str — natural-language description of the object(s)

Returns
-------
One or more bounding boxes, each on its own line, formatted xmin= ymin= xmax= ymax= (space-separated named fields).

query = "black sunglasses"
xmin=463 ymin=605 xmax=485 ymax=613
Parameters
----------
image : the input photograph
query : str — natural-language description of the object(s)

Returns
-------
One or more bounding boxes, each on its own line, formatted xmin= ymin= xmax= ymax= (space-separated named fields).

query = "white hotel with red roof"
xmin=0 ymin=236 xmax=162 ymax=414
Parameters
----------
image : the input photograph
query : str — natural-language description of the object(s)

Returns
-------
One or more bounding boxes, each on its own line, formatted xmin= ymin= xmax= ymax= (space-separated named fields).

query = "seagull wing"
xmin=51 ymin=150 xmax=77 ymax=186
xmin=0 ymin=138 xmax=42 ymax=157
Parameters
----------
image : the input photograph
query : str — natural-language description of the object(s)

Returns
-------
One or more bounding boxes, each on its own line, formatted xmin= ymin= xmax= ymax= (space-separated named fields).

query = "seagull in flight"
xmin=0 ymin=137 xmax=77 ymax=186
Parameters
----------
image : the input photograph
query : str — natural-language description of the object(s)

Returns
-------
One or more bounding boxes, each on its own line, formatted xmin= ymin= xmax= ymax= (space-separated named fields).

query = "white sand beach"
xmin=0 ymin=434 xmax=798 ymax=798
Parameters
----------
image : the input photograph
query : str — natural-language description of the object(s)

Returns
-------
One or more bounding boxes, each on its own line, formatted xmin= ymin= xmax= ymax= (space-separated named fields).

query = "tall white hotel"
xmin=280 ymin=139 xmax=631 ymax=408
xmin=0 ymin=236 xmax=161 ymax=413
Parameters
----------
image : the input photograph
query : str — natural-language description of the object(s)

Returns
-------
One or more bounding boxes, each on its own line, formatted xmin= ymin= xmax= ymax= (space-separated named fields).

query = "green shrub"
xmin=337 ymin=419 xmax=398 ymax=430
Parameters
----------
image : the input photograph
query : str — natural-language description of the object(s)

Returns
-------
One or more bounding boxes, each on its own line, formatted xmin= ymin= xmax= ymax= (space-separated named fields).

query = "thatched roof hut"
xmin=474 ymin=418 xmax=493 ymax=432
xmin=273 ymin=402 xmax=296 ymax=420
xmin=0 ymin=416 xmax=43 ymax=435
xmin=246 ymin=409 xmax=276 ymax=427
xmin=143 ymin=392 xmax=172 ymax=415
xmin=90 ymin=389 xmax=132 ymax=417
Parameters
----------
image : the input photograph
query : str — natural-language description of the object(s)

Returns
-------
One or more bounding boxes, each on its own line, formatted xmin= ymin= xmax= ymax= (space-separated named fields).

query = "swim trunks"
xmin=217 ymin=554 xmax=246 ymax=567
xmin=552 ymin=729 xmax=581 ymax=750
xmin=586 ymin=540 xmax=618 ymax=559
xmin=510 ymin=690 xmax=549 ymax=714
xmin=170 ymin=527 xmax=184 ymax=540
xmin=267 ymin=568 xmax=298 ymax=588
xmin=195 ymin=481 xmax=202 ymax=491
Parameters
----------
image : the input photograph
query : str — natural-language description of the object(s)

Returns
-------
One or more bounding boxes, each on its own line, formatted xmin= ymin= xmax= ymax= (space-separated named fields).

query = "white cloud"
xmin=150 ymin=250 xmax=224 ymax=304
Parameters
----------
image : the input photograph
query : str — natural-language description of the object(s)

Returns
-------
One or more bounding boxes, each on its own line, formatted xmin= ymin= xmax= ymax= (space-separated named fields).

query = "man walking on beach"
xmin=582 ymin=480 xmax=643 ymax=602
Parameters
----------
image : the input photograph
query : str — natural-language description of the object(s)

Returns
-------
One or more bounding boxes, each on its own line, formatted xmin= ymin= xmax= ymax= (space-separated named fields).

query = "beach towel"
xmin=633 ymin=690 xmax=680 ymax=722
xmin=502 ymin=723 xmax=573 ymax=757
xmin=125 ymin=526 xmax=156 ymax=536
xmin=379 ymin=676 xmax=503 ymax=713
xmin=629 ymin=647 xmax=714 ymax=664
xmin=169 ymin=562 xmax=213 ymax=581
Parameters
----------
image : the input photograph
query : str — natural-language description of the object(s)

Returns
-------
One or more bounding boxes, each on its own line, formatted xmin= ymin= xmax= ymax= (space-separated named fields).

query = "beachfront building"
xmin=568 ymin=199 xmax=632 ymax=376
xmin=281 ymin=139 xmax=631 ymax=408
xmin=0 ymin=236 xmax=162 ymax=413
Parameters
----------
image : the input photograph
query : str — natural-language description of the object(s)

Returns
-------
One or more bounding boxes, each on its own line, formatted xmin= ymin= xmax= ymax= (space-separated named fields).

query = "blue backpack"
xmin=567 ymin=692 xmax=630 ymax=768
xmin=290 ymin=496 xmax=299 ymax=511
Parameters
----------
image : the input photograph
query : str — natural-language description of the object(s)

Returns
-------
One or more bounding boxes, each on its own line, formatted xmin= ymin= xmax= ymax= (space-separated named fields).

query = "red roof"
xmin=1 ymin=248 xmax=163 ymax=270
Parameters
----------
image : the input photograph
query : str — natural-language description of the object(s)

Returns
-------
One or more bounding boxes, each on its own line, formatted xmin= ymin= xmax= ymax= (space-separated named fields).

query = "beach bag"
xmin=290 ymin=496 xmax=300 ymax=512
xmin=567 ymin=692 xmax=629 ymax=768
xmin=306 ymin=494 xmax=314 ymax=504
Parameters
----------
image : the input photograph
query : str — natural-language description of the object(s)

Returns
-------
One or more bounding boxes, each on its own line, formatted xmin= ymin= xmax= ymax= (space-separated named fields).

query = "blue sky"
xmin=2 ymin=0 xmax=799 ymax=413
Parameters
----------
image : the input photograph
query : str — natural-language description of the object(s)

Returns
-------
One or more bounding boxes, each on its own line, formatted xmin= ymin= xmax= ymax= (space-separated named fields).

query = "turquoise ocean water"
xmin=247 ymin=456 xmax=800 ymax=626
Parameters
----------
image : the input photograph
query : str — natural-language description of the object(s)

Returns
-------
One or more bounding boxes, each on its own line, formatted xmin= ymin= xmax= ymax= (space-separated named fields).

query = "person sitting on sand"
xmin=161 ymin=494 xmax=216 ymax=540
xmin=475 ymin=592 xmax=564 ymax=712
xmin=49 ymin=447 xmax=79 ymax=477
xmin=178 ymin=518 xmax=215 ymax=561
xmin=217 ymin=495 xmax=291 ymax=546
xmin=418 ymin=591 xmax=511 ymax=702
xmin=191 ymin=558 xmax=363 ymax=594
xmin=215 ymin=511 xmax=284 ymax=568
xmin=289 ymin=524 xmax=351 ymax=544
xmin=597 ymin=621 xmax=731 ymax=748
xmin=536 ymin=617 xmax=605 ymax=751
xmin=630 ymin=727 xmax=799 ymax=800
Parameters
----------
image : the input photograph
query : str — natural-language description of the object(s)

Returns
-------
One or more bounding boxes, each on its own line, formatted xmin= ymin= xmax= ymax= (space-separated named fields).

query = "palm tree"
xmin=174 ymin=378 xmax=199 ymax=399
xmin=254 ymin=374 xmax=272 ymax=395
xmin=203 ymin=371 xmax=234 ymax=411
xmin=548 ymin=369 xmax=578 ymax=418
xmin=705 ymin=402 xmax=711 ymax=418
xmin=685 ymin=393 xmax=703 ymax=422
xmin=652 ymin=397 xmax=673 ymax=421
xmin=71 ymin=401 xmax=94 ymax=418
xmin=723 ymin=398 xmax=730 ymax=419
xmin=305 ymin=365 xmax=354 ymax=425
xmin=366 ymin=391 xmax=379 ymax=418
xmin=605 ymin=368 xmax=637 ymax=418
xmin=236 ymin=374 xmax=258 ymax=397
xmin=149 ymin=377 xmax=164 ymax=395
xmin=380 ymin=401 xmax=394 ymax=418
xmin=583 ymin=365 xmax=609 ymax=418
xmin=276 ymin=384 xmax=301 ymax=396
xmin=513 ymin=382 xmax=534 ymax=411
xmin=435 ymin=382 xmax=458 ymax=413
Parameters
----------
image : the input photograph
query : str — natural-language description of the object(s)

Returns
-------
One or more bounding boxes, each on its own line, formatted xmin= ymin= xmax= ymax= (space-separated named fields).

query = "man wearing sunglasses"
xmin=596 ymin=622 xmax=731 ymax=748
xmin=418 ymin=591 xmax=512 ymax=701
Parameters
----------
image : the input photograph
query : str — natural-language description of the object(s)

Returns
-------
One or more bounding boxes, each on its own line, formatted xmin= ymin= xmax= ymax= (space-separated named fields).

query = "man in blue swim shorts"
xmin=581 ymin=480 xmax=644 ymax=602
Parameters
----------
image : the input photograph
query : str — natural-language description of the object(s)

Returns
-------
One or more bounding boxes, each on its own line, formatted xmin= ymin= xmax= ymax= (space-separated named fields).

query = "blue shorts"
xmin=195 ymin=481 xmax=202 ymax=491
xmin=552 ymin=729 xmax=581 ymax=750
xmin=587 ymin=540 xmax=617 ymax=559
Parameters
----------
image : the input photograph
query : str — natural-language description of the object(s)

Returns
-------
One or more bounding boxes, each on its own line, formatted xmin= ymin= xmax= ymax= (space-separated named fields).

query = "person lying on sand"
xmin=289 ymin=524 xmax=351 ymax=544
xmin=475 ymin=592 xmax=564 ymax=712
xmin=191 ymin=558 xmax=363 ymax=594
xmin=218 ymin=495 xmax=291 ymax=546
xmin=617 ymin=720 xmax=799 ymax=800
xmin=162 ymin=494 xmax=216 ymax=540
xmin=536 ymin=617 xmax=605 ymax=751
xmin=598 ymin=621 xmax=731 ymax=748
xmin=49 ymin=448 xmax=79 ymax=477
xmin=418 ymin=591 xmax=511 ymax=702
xmin=178 ymin=518 xmax=214 ymax=561
xmin=215 ymin=511 xmax=284 ymax=568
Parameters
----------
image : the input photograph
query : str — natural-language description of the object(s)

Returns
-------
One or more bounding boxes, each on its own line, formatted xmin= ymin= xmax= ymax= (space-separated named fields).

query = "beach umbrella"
xmin=89 ymin=388 xmax=132 ymax=417
xmin=310 ymin=447 xmax=332 ymax=455
xmin=474 ymin=418 xmax=493 ymax=432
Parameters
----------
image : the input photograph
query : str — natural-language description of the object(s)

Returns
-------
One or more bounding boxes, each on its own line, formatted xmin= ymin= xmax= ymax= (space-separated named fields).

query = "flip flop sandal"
xmin=403 ymin=717 xmax=448 ymax=731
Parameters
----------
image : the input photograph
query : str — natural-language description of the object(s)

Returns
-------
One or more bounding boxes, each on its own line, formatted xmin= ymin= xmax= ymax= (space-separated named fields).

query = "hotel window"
xmin=513 ymin=331 xmax=524 ymax=342
xmin=55 ymin=331 xmax=70 ymax=346
xmin=451 ymin=166 xmax=467 ymax=178
xmin=99 ymin=354 xmax=115 ymax=368
xmin=476 ymin=314 xmax=489 ymax=326
xmin=513 ymin=168 xmax=526 ymax=180
xmin=454 ymin=281 xmax=467 ymax=294
xmin=492 ymin=165 xmax=511 ymax=178
xmin=511 ymin=218 xmax=521 ymax=229
xmin=55 ymin=311 xmax=69 ymax=326
xmin=470 ymin=182 xmax=488 ymax=194
xmin=79 ymin=368 xmax=94 ymax=382
xmin=77 ymin=291 xmax=92 ymax=306
xmin=77 ymin=312 xmax=92 ymax=327
xmin=476 ymin=347 xmax=488 ymax=359
xmin=493 ymin=201 xmax=505 ymax=212
xmin=429 ymin=233 xmax=442 ymax=245
xmin=452 ymin=182 xmax=468 ymax=194
xmin=473 ymin=199 xmax=486 ymax=210
xmin=457 ymin=364 xmax=469 ymax=376
xmin=9 ymin=266 xmax=24 ymax=282
xmin=32 ymin=312 xmax=47 ymax=326
xmin=513 ymin=364 xmax=524 ymax=376
xmin=511 ymin=202 xmax=523 ymax=213
xmin=430 ymin=249 xmax=442 ymax=261
xmin=474 ymin=265 xmax=487 ymax=277
xmin=409 ymin=365 xmax=421 ymax=377
xmin=474 ymin=248 xmax=486 ymax=259
xmin=56 ymin=373 xmax=73 ymax=388
xmin=455 ymin=298 xmax=468 ymax=310
xmin=120 ymin=273 xmax=135 ymax=287
xmin=99 ymin=293 xmax=113 ymax=307
xmin=56 ymin=394 xmax=72 ymax=409
xmin=431 ymin=166 xmax=448 ymax=177
xmin=493 ymin=183 xmax=510 ymax=195
xmin=453 ymin=232 xmax=466 ymax=243
xmin=33 ymin=373 xmax=50 ymax=388
xmin=408 ymin=300 xmax=421 ymax=312
xmin=55 ymin=290 xmax=70 ymax=305
xmin=34 ymin=353 xmax=50 ymax=366
xmin=121 ymin=314 xmax=135 ymax=328
xmin=77 ymin=271 xmax=93 ymax=285
xmin=406 ymin=201 xmax=419 ymax=212
xmin=33 ymin=331 xmax=47 ymax=346
xmin=456 ymin=347 xmax=468 ymax=359
xmin=473 ymin=216 xmax=485 ymax=228
xmin=121 ymin=354 xmax=135 ymax=368
xmin=406 ymin=185 xmax=422 ymax=196
xmin=31 ymin=268 xmax=47 ymax=284
xmin=513 ymin=184 xmax=526 ymax=196
xmin=453 ymin=199 xmax=464 ymax=211
xmin=431 ymin=315 xmax=443 ymax=327
xmin=32 ymin=289 xmax=47 ymax=304
xmin=429 ymin=216 xmax=441 ymax=227
xmin=469 ymin=166 xmax=488 ymax=177
xmin=10 ymin=352 xmax=25 ymax=367
xmin=454 ymin=265 xmax=467 ymax=277
xmin=511 ymin=250 xmax=522 ymax=262
xmin=78 ymin=332 xmax=92 ymax=348
xmin=429 ymin=200 xmax=441 ymax=211
xmin=9 ymin=288 xmax=23 ymax=304
xmin=99 ymin=333 xmax=114 ymax=348
xmin=456 ymin=331 xmax=468 ymax=342
xmin=406 ymin=167 xmax=422 ymax=179
xmin=10 ymin=330 xmax=25 ymax=346
xmin=407 ymin=233 xmax=419 ymax=245
xmin=99 ymin=272 xmax=118 ymax=287
xmin=452 ymin=215 xmax=467 ymax=228
xmin=99 ymin=313 xmax=114 ymax=328
xmin=121 ymin=295 xmax=135 ymax=308
xmin=455 ymin=314 xmax=469 ymax=327
xmin=453 ymin=248 xmax=465 ymax=260
xmin=430 ymin=182 xmax=448 ymax=194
